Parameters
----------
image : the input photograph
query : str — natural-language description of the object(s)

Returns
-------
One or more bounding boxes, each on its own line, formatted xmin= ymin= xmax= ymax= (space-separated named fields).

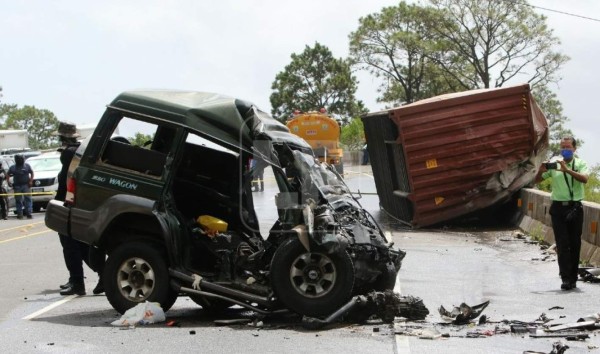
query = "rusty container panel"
xmin=363 ymin=84 xmax=548 ymax=227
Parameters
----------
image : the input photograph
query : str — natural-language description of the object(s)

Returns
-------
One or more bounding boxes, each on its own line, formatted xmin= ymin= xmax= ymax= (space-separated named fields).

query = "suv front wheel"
xmin=104 ymin=242 xmax=177 ymax=314
xmin=270 ymin=238 xmax=354 ymax=317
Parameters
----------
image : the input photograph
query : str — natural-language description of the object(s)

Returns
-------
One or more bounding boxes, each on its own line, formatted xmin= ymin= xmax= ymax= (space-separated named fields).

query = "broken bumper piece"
xmin=301 ymin=290 xmax=429 ymax=330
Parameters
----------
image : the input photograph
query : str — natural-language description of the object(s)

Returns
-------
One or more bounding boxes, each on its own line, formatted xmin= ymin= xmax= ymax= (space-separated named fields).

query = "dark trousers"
xmin=550 ymin=202 xmax=584 ymax=283
xmin=59 ymin=234 xmax=105 ymax=284
xmin=0 ymin=188 xmax=7 ymax=219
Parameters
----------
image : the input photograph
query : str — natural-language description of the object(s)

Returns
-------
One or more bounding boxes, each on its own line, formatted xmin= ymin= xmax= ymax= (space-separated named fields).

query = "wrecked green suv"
xmin=45 ymin=90 xmax=404 ymax=317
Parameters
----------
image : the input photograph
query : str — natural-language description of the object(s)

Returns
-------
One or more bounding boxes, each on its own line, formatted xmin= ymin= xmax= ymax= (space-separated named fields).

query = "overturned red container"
xmin=362 ymin=84 xmax=549 ymax=227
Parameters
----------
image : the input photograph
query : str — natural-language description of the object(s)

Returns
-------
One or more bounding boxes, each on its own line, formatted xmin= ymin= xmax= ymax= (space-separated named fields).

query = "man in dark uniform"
xmin=54 ymin=122 xmax=105 ymax=295
xmin=0 ymin=166 xmax=7 ymax=220
xmin=535 ymin=136 xmax=589 ymax=290
xmin=8 ymin=154 xmax=34 ymax=219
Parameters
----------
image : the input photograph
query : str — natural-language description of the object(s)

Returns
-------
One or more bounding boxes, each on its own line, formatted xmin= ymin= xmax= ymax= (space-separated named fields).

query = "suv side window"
xmin=172 ymin=130 xmax=239 ymax=220
xmin=100 ymin=116 xmax=176 ymax=177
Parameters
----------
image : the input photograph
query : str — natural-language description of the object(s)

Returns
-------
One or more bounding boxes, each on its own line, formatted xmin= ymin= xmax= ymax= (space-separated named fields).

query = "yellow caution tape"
xmin=0 ymin=192 xmax=56 ymax=197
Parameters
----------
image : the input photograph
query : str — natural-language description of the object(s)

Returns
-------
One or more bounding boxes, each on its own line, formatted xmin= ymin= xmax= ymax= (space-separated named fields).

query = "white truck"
xmin=0 ymin=130 xmax=29 ymax=154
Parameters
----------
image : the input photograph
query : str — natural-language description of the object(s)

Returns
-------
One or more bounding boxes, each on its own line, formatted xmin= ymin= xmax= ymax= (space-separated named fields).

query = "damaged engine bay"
xmin=168 ymin=140 xmax=422 ymax=324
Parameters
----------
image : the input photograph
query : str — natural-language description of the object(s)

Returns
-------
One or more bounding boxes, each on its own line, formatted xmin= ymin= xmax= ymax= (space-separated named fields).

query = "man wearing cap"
xmin=7 ymin=154 xmax=34 ymax=219
xmin=54 ymin=122 xmax=105 ymax=296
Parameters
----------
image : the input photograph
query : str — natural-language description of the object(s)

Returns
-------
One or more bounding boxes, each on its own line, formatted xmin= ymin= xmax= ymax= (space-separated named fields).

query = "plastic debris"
xmin=214 ymin=319 xmax=252 ymax=326
xmin=438 ymin=300 xmax=490 ymax=324
xmin=579 ymin=268 xmax=600 ymax=283
xmin=110 ymin=301 xmax=166 ymax=327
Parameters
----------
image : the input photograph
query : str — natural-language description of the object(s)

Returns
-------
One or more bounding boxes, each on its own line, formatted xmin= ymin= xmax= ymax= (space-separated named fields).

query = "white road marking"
xmin=393 ymin=253 xmax=411 ymax=354
xmin=22 ymin=295 xmax=78 ymax=320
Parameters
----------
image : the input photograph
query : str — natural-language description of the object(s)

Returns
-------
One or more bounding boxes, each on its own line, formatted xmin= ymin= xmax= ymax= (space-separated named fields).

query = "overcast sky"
xmin=1 ymin=0 xmax=598 ymax=166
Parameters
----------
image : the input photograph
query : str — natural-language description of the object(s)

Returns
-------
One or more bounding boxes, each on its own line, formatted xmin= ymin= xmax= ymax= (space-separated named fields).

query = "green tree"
xmin=129 ymin=132 xmax=154 ymax=147
xmin=532 ymin=85 xmax=576 ymax=157
xmin=340 ymin=117 xmax=365 ymax=151
xmin=270 ymin=42 xmax=366 ymax=122
xmin=585 ymin=164 xmax=600 ymax=203
xmin=1 ymin=105 xmax=59 ymax=149
xmin=426 ymin=0 xmax=569 ymax=89
xmin=349 ymin=1 xmax=464 ymax=105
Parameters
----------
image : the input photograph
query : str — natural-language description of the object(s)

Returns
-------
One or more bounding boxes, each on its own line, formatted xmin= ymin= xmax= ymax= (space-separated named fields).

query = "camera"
xmin=544 ymin=162 xmax=557 ymax=169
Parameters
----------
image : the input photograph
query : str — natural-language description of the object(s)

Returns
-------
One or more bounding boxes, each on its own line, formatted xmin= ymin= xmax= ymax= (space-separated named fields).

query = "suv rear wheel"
xmin=104 ymin=242 xmax=177 ymax=314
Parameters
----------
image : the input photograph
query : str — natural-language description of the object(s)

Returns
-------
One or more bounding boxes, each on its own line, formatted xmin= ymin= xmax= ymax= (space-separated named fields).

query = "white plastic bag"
xmin=111 ymin=301 xmax=166 ymax=327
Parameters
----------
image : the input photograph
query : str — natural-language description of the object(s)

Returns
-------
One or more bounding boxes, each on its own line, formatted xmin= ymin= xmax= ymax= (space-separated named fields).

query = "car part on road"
xmin=439 ymin=300 xmax=490 ymax=324
xmin=579 ymin=267 xmax=600 ymax=283
xmin=301 ymin=290 xmax=429 ymax=330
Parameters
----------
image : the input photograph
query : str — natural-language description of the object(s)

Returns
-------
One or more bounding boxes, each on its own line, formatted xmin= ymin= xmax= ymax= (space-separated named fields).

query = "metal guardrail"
xmin=518 ymin=188 xmax=600 ymax=266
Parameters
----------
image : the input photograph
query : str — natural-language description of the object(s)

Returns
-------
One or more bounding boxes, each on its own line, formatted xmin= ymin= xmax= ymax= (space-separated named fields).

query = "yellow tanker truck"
xmin=286 ymin=109 xmax=344 ymax=175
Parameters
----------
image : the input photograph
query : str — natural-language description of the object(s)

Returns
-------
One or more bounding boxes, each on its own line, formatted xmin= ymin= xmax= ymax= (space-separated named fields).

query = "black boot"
xmin=60 ymin=282 xmax=86 ymax=295
xmin=93 ymin=277 xmax=105 ymax=295
xmin=59 ymin=281 xmax=72 ymax=289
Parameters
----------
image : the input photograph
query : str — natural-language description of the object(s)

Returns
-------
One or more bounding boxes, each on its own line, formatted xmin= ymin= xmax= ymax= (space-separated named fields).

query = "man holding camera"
xmin=535 ymin=137 xmax=588 ymax=290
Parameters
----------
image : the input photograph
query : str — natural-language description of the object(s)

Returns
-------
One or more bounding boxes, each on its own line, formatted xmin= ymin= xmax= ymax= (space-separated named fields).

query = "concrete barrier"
xmin=518 ymin=188 xmax=600 ymax=266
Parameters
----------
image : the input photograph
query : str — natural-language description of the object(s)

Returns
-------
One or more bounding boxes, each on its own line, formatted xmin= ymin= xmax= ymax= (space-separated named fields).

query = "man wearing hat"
xmin=54 ymin=122 xmax=105 ymax=296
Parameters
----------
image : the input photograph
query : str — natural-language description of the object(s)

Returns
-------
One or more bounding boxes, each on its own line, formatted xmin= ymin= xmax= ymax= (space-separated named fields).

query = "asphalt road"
xmin=1 ymin=165 xmax=599 ymax=353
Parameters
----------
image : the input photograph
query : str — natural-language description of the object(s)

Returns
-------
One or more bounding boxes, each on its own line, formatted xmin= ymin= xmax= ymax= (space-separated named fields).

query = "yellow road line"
xmin=0 ymin=221 xmax=45 ymax=234
xmin=0 ymin=229 xmax=53 ymax=244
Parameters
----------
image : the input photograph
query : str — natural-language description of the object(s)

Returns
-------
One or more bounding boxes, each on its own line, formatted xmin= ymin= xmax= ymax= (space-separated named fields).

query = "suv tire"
xmin=104 ymin=242 xmax=177 ymax=314
xmin=270 ymin=238 xmax=354 ymax=317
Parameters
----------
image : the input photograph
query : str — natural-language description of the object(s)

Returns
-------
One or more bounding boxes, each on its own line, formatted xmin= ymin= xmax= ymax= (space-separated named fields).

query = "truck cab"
xmin=286 ymin=109 xmax=344 ymax=175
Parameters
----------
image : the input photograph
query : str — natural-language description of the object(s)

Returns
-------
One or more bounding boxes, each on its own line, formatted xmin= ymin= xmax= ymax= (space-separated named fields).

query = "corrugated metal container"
xmin=362 ymin=84 xmax=549 ymax=227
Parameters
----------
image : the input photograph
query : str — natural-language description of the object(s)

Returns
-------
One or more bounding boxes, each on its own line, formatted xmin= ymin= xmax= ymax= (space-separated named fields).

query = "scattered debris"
xmin=547 ymin=320 xmax=598 ymax=332
xmin=537 ymin=313 xmax=552 ymax=323
xmin=111 ymin=301 xmax=166 ymax=327
xmin=438 ymin=300 xmax=490 ymax=324
xmin=494 ymin=327 xmax=510 ymax=334
xmin=466 ymin=329 xmax=495 ymax=338
xmin=579 ymin=268 xmax=600 ymax=283
xmin=189 ymin=330 xmax=196 ymax=335
xmin=513 ymin=231 xmax=526 ymax=239
xmin=302 ymin=290 xmax=429 ymax=330
xmin=530 ymin=332 xmax=589 ymax=340
xmin=510 ymin=324 xmax=528 ymax=334
xmin=550 ymin=341 xmax=569 ymax=354
xmin=548 ymin=306 xmax=564 ymax=311
xmin=524 ymin=341 xmax=570 ymax=354
xmin=578 ymin=313 xmax=600 ymax=322
xmin=417 ymin=328 xmax=441 ymax=340
xmin=213 ymin=319 xmax=252 ymax=326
